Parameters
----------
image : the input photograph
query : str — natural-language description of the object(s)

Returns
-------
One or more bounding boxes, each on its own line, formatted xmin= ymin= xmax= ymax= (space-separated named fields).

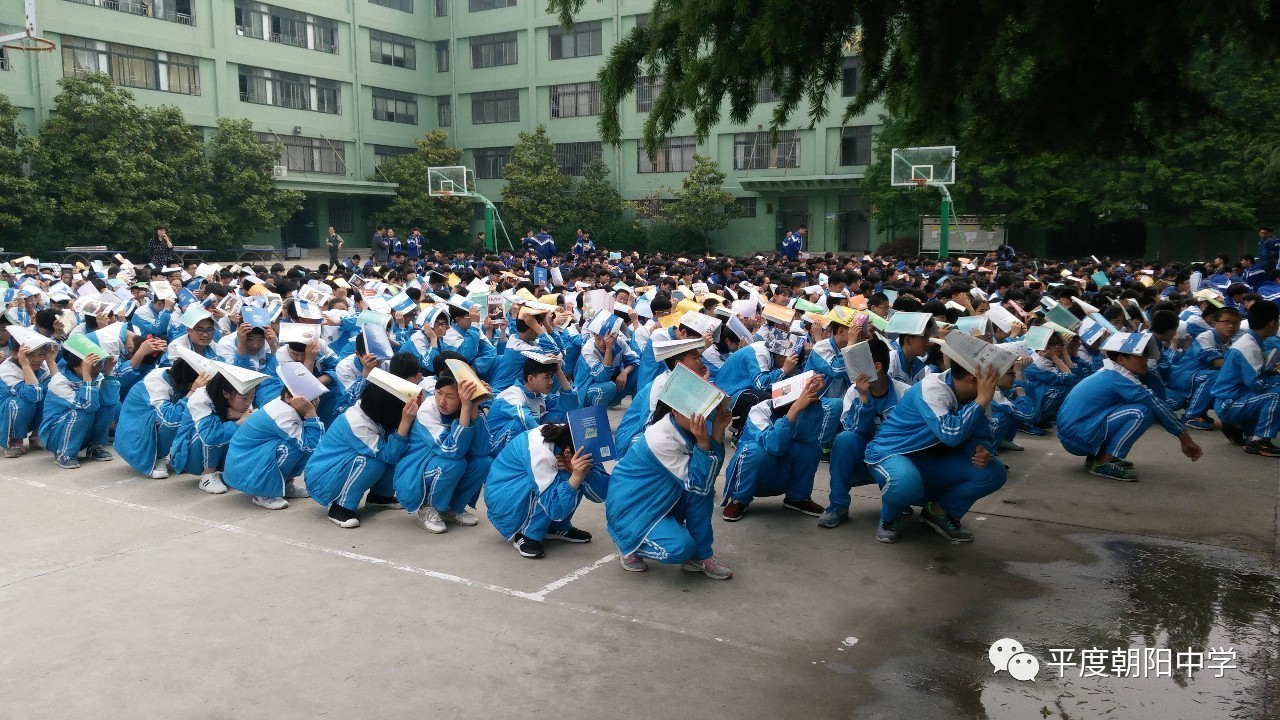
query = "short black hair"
xmin=1248 ymin=299 xmax=1279 ymax=329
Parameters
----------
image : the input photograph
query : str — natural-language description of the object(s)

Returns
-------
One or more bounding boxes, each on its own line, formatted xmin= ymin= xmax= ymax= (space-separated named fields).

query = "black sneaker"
xmin=545 ymin=527 xmax=592 ymax=543
xmin=512 ymin=534 xmax=545 ymax=558
xmin=920 ymin=505 xmax=974 ymax=543
xmin=1222 ymin=424 xmax=1247 ymax=447
xmin=364 ymin=492 xmax=401 ymax=507
xmin=1244 ymin=439 xmax=1280 ymax=458
xmin=328 ymin=503 xmax=360 ymax=528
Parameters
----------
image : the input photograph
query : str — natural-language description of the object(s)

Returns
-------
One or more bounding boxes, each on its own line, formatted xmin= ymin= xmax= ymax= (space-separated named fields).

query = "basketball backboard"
xmin=0 ymin=0 xmax=55 ymax=53
xmin=890 ymin=146 xmax=956 ymax=187
xmin=427 ymin=165 xmax=471 ymax=197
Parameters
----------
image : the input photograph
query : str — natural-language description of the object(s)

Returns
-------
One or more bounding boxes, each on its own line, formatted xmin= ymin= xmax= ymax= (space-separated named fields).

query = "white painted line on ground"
xmin=89 ymin=477 xmax=139 ymax=492
xmin=532 ymin=553 xmax=617 ymax=598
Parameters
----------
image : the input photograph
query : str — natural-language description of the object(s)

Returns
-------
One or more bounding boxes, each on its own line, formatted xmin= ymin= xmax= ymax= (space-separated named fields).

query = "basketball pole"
xmin=924 ymin=180 xmax=954 ymax=259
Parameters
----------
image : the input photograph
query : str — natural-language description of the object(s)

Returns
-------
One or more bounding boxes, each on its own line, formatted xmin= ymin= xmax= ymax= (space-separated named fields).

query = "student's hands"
xmin=793 ymin=375 xmax=826 ymax=412
xmin=937 ymin=324 xmax=953 ymax=340
xmin=781 ymin=353 xmax=800 ymax=375
xmin=79 ymin=354 xmax=100 ymax=382
xmin=1013 ymin=355 xmax=1031 ymax=380
xmin=854 ymin=373 xmax=873 ymax=403
xmin=164 ymin=298 xmax=176 ymax=312
xmin=689 ymin=412 xmax=711 ymax=450
xmin=1179 ymin=433 xmax=1203 ymax=461
xmin=14 ymin=345 xmax=30 ymax=368
xmin=236 ymin=322 xmax=252 ymax=353
xmin=567 ymin=447 xmax=593 ymax=483
xmin=711 ymin=399 xmax=732 ymax=446
xmin=304 ymin=338 xmax=321 ymax=363
xmin=398 ymin=391 xmax=423 ymax=436
xmin=102 ymin=356 xmax=116 ymax=376
xmin=287 ymin=394 xmax=317 ymax=418
xmin=264 ymin=327 xmax=278 ymax=350
xmin=971 ymin=445 xmax=993 ymax=469
xmin=190 ymin=372 xmax=213 ymax=396
xmin=360 ymin=353 xmax=379 ymax=378
xmin=614 ymin=365 xmax=632 ymax=396
xmin=974 ymin=364 xmax=998 ymax=408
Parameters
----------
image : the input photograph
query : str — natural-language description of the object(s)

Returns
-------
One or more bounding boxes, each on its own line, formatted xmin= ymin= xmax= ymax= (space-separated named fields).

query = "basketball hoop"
xmin=911 ymin=177 xmax=928 ymax=188
xmin=435 ymin=190 xmax=452 ymax=200
xmin=2 ymin=35 xmax=56 ymax=52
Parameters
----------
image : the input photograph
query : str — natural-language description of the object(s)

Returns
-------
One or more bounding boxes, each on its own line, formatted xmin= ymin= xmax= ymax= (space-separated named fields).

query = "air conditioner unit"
xmin=272 ymin=165 xmax=288 ymax=177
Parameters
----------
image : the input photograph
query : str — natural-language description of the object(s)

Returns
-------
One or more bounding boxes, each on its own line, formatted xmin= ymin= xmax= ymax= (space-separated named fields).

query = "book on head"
xmin=567 ymin=404 xmax=616 ymax=463
xmin=657 ymin=364 xmax=726 ymax=420
xmin=841 ymin=340 xmax=878 ymax=382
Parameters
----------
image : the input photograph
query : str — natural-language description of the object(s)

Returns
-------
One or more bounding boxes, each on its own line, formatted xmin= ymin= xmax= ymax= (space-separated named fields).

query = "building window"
xmin=841 ymin=56 xmax=861 ymax=97
xmin=733 ymin=130 xmax=800 ymax=170
xmin=633 ymin=13 xmax=648 ymax=27
xmin=839 ymin=125 xmax=873 ymax=166
xmin=328 ymin=199 xmax=355 ymax=233
xmin=434 ymin=0 xmax=448 ymax=15
xmin=63 ymin=0 xmax=196 ymax=26
xmin=633 ymin=198 xmax=672 ymax=220
xmin=0 ymin=48 xmax=9 ymax=72
xmin=549 ymin=82 xmax=599 ymax=119
xmin=471 ymin=89 xmax=519 ymax=124
xmin=554 ymin=142 xmax=602 ymax=176
xmin=372 ymin=88 xmax=418 ymax=125
xmin=238 ymin=65 xmax=340 ymax=114
xmin=469 ymin=0 xmax=515 ymax=10
xmin=260 ymin=132 xmax=346 ymax=174
xmin=548 ymin=20 xmax=601 ymax=59
xmin=435 ymin=41 xmax=450 ymax=72
xmin=470 ymin=32 xmax=517 ymax=69
xmin=736 ymin=197 xmax=757 ymax=218
xmin=369 ymin=0 xmax=413 ymax=11
xmin=373 ymin=144 xmax=414 ymax=168
xmin=437 ymin=96 xmax=452 ymax=126
xmin=62 ymin=36 xmax=200 ymax=95
xmin=233 ymin=2 xmax=338 ymax=54
xmin=635 ymin=76 xmax=662 ymax=112
xmin=369 ymin=30 xmax=415 ymax=69
xmin=473 ymin=147 xmax=511 ymax=179
xmin=637 ymin=136 xmax=695 ymax=173
xmin=755 ymin=77 xmax=779 ymax=104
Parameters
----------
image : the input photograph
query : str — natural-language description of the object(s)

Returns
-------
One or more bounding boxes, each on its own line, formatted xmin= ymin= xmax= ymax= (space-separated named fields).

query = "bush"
xmin=646 ymin=222 xmax=705 ymax=256
xmin=874 ymin=235 xmax=920 ymax=257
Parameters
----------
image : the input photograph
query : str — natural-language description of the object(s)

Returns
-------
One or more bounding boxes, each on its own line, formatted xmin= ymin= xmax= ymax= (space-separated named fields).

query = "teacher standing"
xmin=327 ymin=226 xmax=344 ymax=267
xmin=147 ymin=225 xmax=173 ymax=267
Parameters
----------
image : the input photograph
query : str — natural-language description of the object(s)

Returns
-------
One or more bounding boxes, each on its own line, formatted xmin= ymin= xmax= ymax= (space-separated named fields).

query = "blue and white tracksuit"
xmin=40 ymin=369 xmax=120 ymax=464
xmin=484 ymin=427 xmax=610 ymax=542
xmin=391 ymin=400 xmax=492 ymax=514
xmin=486 ymin=383 xmax=578 ymax=455
xmin=1212 ymin=330 xmax=1280 ymax=439
xmin=723 ymin=397 xmax=841 ymax=507
xmin=304 ymin=405 xmax=409 ymax=511
xmin=222 ymin=398 xmax=324 ymax=498
xmin=1056 ymin=360 xmax=1184 ymax=459
xmin=113 ymin=367 xmax=187 ymax=475
xmin=0 ymin=360 xmax=46 ymax=444
xmin=170 ymin=388 xmax=239 ymax=474
xmin=826 ymin=380 xmax=910 ymax=513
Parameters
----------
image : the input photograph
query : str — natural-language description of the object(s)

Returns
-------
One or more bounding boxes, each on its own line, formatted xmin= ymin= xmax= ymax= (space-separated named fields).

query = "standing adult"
xmin=781 ymin=225 xmax=806 ymax=261
xmin=326 ymin=226 xmax=344 ymax=267
xmin=371 ymin=224 xmax=389 ymax=265
xmin=148 ymin=225 xmax=174 ymax=268
xmin=1258 ymin=226 xmax=1280 ymax=274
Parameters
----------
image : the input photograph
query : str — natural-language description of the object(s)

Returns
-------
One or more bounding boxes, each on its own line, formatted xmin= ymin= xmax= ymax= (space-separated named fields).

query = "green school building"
xmin=0 ymin=0 xmax=882 ymax=257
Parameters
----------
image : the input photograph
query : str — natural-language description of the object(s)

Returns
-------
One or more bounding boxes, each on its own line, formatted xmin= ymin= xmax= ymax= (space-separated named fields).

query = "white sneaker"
xmin=284 ymin=478 xmax=309 ymax=499
xmin=252 ymin=495 xmax=289 ymax=510
xmin=441 ymin=509 xmax=479 ymax=526
xmin=198 ymin=472 xmax=228 ymax=494
xmin=150 ymin=465 xmax=170 ymax=479
xmin=417 ymin=505 xmax=447 ymax=533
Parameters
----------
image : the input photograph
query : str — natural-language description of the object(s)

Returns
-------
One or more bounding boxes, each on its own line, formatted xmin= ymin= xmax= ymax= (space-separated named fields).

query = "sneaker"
xmin=1244 ymin=439 xmax=1280 ymax=458
xmin=875 ymin=519 xmax=900 ymax=543
xmin=682 ymin=555 xmax=733 ymax=580
xmin=997 ymin=439 xmax=1024 ymax=452
xmin=817 ymin=507 xmax=849 ymax=529
xmin=1222 ymin=424 xmax=1248 ymax=447
xmin=328 ymin=503 xmax=360 ymax=528
xmin=782 ymin=497 xmax=825 ymax=517
xmin=441 ymin=509 xmax=480 ymax=526
xmin=149 ymin=464 xmax=170 ymax=479
xmin=820 ymin=446 xmax=832 ymax=463
xmin=27 ymin=435 xmax=42 ymax=451
xmin=54 ymin=455 xmax=81 ymax=470
xmin=920 ymin=505 xmax=975 ymax=543
xmin=5 ymin=443 xmax=26 ymax=458
xmin=900 ymin=506 xmax=915 ymax=517
xmin=512 ymin=534 xmax=544 ymax=559
xmin=252 ymin=495 xmax=289 ymax=510
xmin=87 ymin=445 xmax=113 ymax=462
xmin=417 ymin=505 xmax=447 ymax=533
xmin=1018 ymin=424 xmax=1046 ymax=437
xmin=545 ymin=527 xmax=592 ymax=543
xmin=1089 ymin=461 xmax=1138 ymax=482
xmin=1113 ymin=458 xmax=1135 ymax=469
xmin=364 ymin=492 xmax=400 ymax=508
xmin=619 ymin=553 xmax=648 ymax=572
xmin=198 ymin=472 xmax=228 ymax=494
xmin=284 ymin=478 xmax=309 ymax=499
xmin=721 ymin=499 xmax=748 ymax=522
xmin=1185 ymin=416 xmax=1215 ymax=431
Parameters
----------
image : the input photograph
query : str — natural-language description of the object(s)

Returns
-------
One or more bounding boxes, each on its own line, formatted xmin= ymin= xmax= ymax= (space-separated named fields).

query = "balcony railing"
xmin=65 ymin=0 xmax=195 ymax=26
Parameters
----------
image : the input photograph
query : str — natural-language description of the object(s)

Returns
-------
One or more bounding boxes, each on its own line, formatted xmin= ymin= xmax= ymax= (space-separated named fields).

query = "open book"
xmin=567 ymin=404 xmax=616 ymax=463
xmin=841 ymin=341 xmax=878 ymax=382
xmin=657 ymin=364 xmax=726 ymax=420
xmin=771 ymin=370 xmax=816 ymax=407
xmin=940 ymin=332 xmax=1018 ymax=376
xmin=444 ymin=359 xmax=493 ymax=402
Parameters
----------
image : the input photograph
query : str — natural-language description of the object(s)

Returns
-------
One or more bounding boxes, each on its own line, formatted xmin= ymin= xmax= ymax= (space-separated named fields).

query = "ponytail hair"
xmin=539 ymin=423 xmax=574 ymax=452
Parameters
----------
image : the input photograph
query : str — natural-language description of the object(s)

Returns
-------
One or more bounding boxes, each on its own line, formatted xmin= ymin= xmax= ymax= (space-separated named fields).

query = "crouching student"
xmin=222 ymin=362 xmax=327 ymax=510
xmin=1211 ymin=299 xmax=1280 ymax=456
xmin=2 ymin=327 xmax=54 ymax=458
xmin=988 ymin=356 xmax=1039 ymax=453
xmin=487 ymin=352 xmax=577 ymax=452
xmin=606 ymin=400 xmax=733 ymax=579
xmin=484 ymin=424 xmax=609 ymax=559
xmin=820 ymin=337 xmax=911 ymax=528
xmin=573 ymin=311 xmax=639 ymax=408
xmin=721 ymin=373 xmax=840 ymax=522
xmin=172 ymin=363 xmax=265 ymax=494
xmin=392 ymin=368 xmax=492 ymax=533
xmin=113 ymin=355 xmax=202 ymax=478
xmin=863 ymin=364 xmax=1006 ymax=544
xmin=1020 ymin=326 xmax=1079 ymax=435
xmin=305 ymin=368 xmax=421 ymax=528
xmin=41 ymin=334 xmax=121 ymax=469
xmin=1057 ymin=332 xmax=1202 ymax=480
xmin=615 ymin=337 xmax=708 ymax=458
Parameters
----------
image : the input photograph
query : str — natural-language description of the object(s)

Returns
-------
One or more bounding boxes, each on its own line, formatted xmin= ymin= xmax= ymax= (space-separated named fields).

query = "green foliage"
xmin=376 ymin=130 xmax=473 ymax=246
xmin=873 ymin=236 xmax=920 ymax=257
xmin=571 ymin=158 xmax=625 ymax=233
xmin=205 ymin=118 xmax=304 ymax=248
xmin=645 ymin=222 xmax=706 ymax=256
xmin=662 ymin=154 xmax=739 ymax=250
xmin=0 ymin=96 xmax=42 ymax=238
xmin=548 ymin=0 xmax=1279 ymax=159
xmin=502 ymin=125 xmax=574 ymax=233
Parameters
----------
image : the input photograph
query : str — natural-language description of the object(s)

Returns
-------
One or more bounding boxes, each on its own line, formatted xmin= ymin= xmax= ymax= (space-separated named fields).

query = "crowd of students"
xmin=5 ymin=233 xmax=1279 ymax=581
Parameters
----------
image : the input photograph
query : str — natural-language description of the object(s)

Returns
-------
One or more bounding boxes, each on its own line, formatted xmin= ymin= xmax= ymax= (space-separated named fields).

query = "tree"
xmin=501 ymin=125 xmax=574 ymax=234
xmin=662 ymin=154 xmax=738 ymax=251
xmin=375 ymin=129 xmax=472 ymax=247
xmin=0 ymin=95 xmax=43 ymax=238
xmin=548 ymin=0 xmax=1279 ymax=159
xmin=204 ymin=118 xmax=304 ymax=249
xmin=571 ymin=158 xmax=625 ymax=233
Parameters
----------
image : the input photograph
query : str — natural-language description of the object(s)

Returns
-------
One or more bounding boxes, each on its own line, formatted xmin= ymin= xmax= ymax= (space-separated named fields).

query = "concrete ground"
xmin=1 ymin=410 xmax=1277 ymax=719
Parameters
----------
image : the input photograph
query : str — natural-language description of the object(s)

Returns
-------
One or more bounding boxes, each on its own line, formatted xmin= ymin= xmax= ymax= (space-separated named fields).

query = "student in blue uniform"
xmin=716 ymin=335 xmax=802 ymax=433
xmin=392 ymin=369 xmax=492 ymax=533
xmin=487 ymin=352 xmax=577 ymax=453
xmin=171 ymin=369 xmax=258 ymax=493
xmin=1057 ymin=332 xmax=1202 ymax=480
xmin=1 ymin=328 xmax=53 ymax=458
xmin=113 ymin=357 xmax=201 ymax=479
xmin=305 ymin=370 xmax=422 ymax=528
xmin=819 ymin=337 xmax=911 ymax=528
xmin=805 ymin=308 xmax=855 ymax=399
xmin=988 ymin=355 xmax=1039 ymax=453
xmin=490 ymin=305 xmax=562 ymax=392
xmin=606 ymin=400 xmax=733 ymax=579
xmin=615 ymin=337 xmax=708 ymax=458
xmin=222 ymin=362 xmax=326 ymax=510
xmin=573 ymin=311 xmax=639 ymax=408
xmin=1170 ymin=305 xmax=1238 ymax=430
xmin=721 ymin=373 xmax=839 ymax=522
xmin=1211 ymin=299 xmax=1280 ymax=456
xmin=485 ymin=423 xmax=609 ymax=559
xmin=41 ymin=340 xmax=120 ymax=469
xmin=440 ymin=296 xmax=498 ymax=380
xmin=864 ymin=364 xmax=1006 ymax=544
xmin=1020 ymin=326 xmax=1080 ymax=434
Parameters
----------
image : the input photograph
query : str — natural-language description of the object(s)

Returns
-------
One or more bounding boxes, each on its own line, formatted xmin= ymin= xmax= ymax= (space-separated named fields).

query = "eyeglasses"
xmin=1215 ymin=319 xmax=1240 ymax=326
xmin=189 ymin=326 xmax=215 ymax=335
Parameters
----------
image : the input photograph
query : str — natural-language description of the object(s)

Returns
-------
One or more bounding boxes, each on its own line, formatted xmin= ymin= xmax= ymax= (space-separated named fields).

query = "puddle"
xmin=853 ymin=535 xmax=1280 ymax=719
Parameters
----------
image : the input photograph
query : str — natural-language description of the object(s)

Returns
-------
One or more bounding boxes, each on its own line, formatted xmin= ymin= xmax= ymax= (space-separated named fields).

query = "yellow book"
xmin=444 ymin=359 xmax=493 ymax=402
